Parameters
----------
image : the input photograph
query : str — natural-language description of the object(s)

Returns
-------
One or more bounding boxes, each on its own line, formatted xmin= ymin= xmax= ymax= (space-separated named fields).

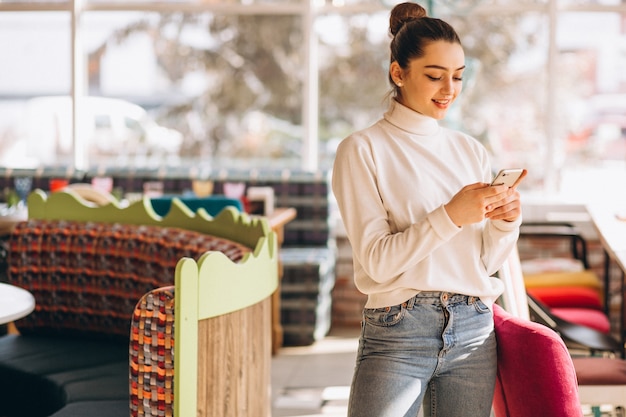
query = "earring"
xmin=396 ymin=82 xmax=403 ymax=87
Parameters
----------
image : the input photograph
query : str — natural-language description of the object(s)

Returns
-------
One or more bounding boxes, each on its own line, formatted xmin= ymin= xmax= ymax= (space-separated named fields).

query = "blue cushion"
xmin=150 ymin=195 xmax=243 ymax=217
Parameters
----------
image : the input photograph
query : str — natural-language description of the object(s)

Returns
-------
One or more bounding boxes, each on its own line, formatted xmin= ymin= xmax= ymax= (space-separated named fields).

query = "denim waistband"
xmin=403 ymin=291 xmax=478 ymax=309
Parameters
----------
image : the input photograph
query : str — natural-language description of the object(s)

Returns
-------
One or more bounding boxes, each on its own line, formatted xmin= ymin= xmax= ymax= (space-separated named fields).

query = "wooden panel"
xmin=197 ymin=297 xmax=272 ymax=417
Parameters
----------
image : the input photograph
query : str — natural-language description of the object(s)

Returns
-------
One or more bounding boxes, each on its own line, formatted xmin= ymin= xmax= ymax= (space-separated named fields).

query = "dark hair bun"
xmin=389 ymin=2 xmax=428 ymax=36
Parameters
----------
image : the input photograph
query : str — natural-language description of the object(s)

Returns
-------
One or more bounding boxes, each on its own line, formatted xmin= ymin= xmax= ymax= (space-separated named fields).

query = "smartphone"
xmin=491 ymin=168 xmax=524 ymax=187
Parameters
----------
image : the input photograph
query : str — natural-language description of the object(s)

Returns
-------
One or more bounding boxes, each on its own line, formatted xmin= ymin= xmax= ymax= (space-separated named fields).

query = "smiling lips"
xmin=433 ymin=98 xmax=451 ymax=108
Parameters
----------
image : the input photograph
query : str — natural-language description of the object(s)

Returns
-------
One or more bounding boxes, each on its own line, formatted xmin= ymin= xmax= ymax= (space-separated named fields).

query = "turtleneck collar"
xmin=383 ymin=99 xmax=440 ymax=136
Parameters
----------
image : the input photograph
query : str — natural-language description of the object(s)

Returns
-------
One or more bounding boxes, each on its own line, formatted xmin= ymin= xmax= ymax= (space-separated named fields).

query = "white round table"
xmin=0 ymin=282 xmax=35 ymax=325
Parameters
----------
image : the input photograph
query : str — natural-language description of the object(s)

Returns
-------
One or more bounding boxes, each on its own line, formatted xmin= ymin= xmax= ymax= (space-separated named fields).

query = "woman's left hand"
xmin=485 ymin=169 xmax=527 ymax=222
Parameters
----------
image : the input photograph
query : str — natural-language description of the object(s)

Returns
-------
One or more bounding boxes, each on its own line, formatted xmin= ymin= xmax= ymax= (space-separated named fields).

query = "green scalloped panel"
xmin=173 ymin=222 xmax=278 ymax=417
xmin=26 ymin=189 xmax=270 ymax=249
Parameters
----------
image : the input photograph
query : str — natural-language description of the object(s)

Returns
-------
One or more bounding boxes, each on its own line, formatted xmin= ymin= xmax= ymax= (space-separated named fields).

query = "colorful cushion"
xmin=7 ymin=219 xmax=250 ymax=339
xmin=129 ymin=287 xmax=175 ymax=417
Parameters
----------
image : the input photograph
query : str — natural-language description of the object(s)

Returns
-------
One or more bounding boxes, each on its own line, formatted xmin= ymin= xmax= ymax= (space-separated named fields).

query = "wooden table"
xmin=587 ymin=204 xmax=626 ymax=351
xmin=265 ymin=207 xmax=297 ymax=355
xmin=0 ymin=282 xmax=35 ymax=334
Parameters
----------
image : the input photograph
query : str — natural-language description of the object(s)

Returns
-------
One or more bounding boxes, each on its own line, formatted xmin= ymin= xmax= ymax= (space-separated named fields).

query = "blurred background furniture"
xmin=64 ymin=183 xmax=119 ymax=206
xmin=587 ymin=204 xmax=626 ymax=356
xmin=500 ymin=246 xmax=622 ymax=357
xmin=0 ymin=282 xmax=35 ymax=335
xmin=518 ymin=221 xmax=611 ymax=335
xmin=0 ymin=190 xmax=275 ymax=417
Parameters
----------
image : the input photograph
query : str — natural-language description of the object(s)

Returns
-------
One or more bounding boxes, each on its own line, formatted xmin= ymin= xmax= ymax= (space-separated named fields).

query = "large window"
xmin=1 ymin=0 xmax=626 ymax=203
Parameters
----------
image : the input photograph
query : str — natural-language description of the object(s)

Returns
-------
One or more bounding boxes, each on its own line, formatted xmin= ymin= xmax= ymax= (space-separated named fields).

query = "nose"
xmin=441 ymin=79 xmax=455 ymax=96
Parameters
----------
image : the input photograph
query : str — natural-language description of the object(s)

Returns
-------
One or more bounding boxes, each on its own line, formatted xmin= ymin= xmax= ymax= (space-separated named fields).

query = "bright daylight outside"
xmin=0 ymin=0 xmax=625 ymax=206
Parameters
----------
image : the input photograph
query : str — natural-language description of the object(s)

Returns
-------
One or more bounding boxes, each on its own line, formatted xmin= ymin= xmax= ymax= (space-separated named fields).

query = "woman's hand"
xmin=444 ymin=170 xmax=527 ymax=226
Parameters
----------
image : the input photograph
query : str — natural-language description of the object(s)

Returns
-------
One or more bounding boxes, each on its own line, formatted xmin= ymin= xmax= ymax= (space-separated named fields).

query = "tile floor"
xmin=270 ymin=327 xmax=620 ymax=417
xmin=271 ymin=326 xmax=359 ymax=417
xmin=271 ymin=327 xmax=431 ymax=417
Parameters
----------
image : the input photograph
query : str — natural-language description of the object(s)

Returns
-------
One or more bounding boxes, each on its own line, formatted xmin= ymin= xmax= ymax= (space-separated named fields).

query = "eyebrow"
xmin=425 ymin=65 xmax=466 ymax=71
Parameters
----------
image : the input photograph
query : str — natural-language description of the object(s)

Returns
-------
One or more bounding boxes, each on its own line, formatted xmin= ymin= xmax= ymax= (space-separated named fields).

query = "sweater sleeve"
xmin=482 ymin=216 xmax=522 ymax=276
xmin=332 ymin=134 xmax=461 ymax=284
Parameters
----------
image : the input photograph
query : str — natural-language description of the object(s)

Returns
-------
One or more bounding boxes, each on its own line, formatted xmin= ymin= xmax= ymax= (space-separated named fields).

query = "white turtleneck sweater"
xmin=332 ymin=99 xmax=520 ymax=309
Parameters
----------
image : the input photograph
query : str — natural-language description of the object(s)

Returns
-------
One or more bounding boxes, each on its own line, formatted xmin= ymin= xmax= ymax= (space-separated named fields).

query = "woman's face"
xmin=390 ymin=40 xmax=465 ymax=120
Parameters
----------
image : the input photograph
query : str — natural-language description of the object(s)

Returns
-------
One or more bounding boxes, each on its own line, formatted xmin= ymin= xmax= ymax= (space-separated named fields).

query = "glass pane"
xmin=559 ymin=0 xmax=624 ymax=5
xmin=448 ymin=12 xmax=549 ymax=191
xmin=351 ymin=0 xmax=546 ymax=7
xmin=82 ymin=11 xmax=304 ymax=170
xmin=0 ymin=12 xmax=72 ymax=169
xmin=0 ymin=0 xmax=68 ymax=3
xmin=557 ymin=11 xmax=626 ymax=200
xmin=431 ymin=0 xmax=547 ymax=15
xmin=86 ymin=0 xmax=302 ymax=5
xmin=317 ymin=11 xmax=391 ymax=170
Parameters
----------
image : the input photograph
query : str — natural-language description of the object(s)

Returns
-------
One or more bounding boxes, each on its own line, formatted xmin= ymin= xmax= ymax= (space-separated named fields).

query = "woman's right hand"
xmin=444 ymin=182 xmax=515 ymax=227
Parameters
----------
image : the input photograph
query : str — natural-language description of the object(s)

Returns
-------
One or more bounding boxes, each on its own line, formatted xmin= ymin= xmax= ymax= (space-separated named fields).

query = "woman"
xmin=331 ymin=2 xmax=526 ymax=416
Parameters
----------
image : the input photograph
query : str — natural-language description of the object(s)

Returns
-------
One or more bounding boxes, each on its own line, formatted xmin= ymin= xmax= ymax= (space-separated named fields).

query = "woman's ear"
xmin=389 ymin=62 xmax=404 ymax=87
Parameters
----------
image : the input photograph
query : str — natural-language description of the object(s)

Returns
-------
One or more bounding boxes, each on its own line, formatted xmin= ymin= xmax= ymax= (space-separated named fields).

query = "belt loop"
xmin=406 ymin=294 xmax=416 ymax=309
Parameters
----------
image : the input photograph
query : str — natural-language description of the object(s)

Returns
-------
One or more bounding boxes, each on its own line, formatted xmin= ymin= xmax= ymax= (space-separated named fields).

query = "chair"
xmin=514 ymin=231 xmax=613 ymax=336
xmin=129 ymin=233 xmax=278 ymax=416
xmin=497 ymin=247 xmax=626 ymax=412
xmin=500 ymin=247 xmax=622 ymax=356
xmin=519 ymin=222 xmax=607 ymax=317
xmin=574 ymin=356 xmax=626 ymax=410
xmin=492 ymin=303 xmax=583 ymax=417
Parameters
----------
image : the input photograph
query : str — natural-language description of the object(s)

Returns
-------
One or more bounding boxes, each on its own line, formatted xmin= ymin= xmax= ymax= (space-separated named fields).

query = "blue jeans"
xmin=347 ymin=291 xmax=497 ymax=417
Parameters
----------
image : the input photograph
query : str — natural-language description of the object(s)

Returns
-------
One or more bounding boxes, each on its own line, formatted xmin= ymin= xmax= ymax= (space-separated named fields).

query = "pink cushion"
xmin=492 ymin=304 xmax=582 ymax=417
xmin=527 ymin=286 xmax=603 ymax=310
xmin=550 ymin=307 xmax=611 ymax=334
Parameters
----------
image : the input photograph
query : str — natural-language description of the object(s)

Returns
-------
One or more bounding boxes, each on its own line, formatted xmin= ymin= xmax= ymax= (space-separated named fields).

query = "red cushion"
xmin=550 ymin=307 xmax=611 ymax=334
xmin=527 ymin=286 xmax=603 ymax=310
xmin=492 ymin=304 xmax=582 ymax=417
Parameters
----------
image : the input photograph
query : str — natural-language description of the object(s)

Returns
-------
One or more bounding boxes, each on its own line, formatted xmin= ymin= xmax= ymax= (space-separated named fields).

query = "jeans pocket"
xmin=473 ymin=299 xmax=491 ymax=314
xmin=363 ymin=304 xmax=405 ymax=327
